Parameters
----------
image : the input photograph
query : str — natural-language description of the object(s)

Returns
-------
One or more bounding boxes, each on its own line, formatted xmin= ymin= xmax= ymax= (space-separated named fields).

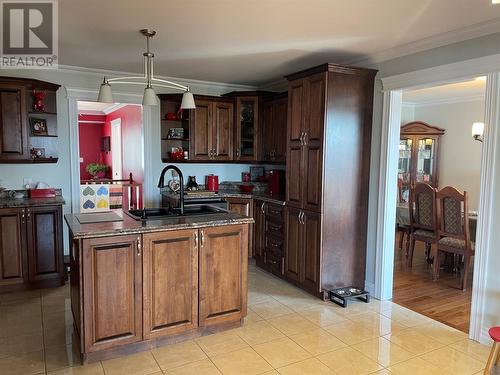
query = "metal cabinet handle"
xmin=299 ymin=211 xmax=304 ymax=225
xmin=236 ymin=149 xmax=240 ymax=158
xmin=281 ymin=257 xmax=285 ymax=274
xmin=303 ymin=132 xmax=308 ymax=146
xmin=212 ymin=149 xmax=216 ymax=159
xmin=194 ymin=232 xmax=199 ymax=248
xmin=201 ymin=230 xmax=205 ymax=247
xmin=299 ymin=132 xmax=304 ymax=145
xmin=21 ymin=209 xmax=25 ymax=224
xmin=261 ymin=202 xmax=266 ymax=214
xmin=302 ymin=211 xmax=306 ymax=224
xmin=26 ymin=208 xmax=30 ymax=221
xmin=137 ymin=236 xmax=141 ymax=256
xmin=269 ymin=259 xmax=278 ymax=264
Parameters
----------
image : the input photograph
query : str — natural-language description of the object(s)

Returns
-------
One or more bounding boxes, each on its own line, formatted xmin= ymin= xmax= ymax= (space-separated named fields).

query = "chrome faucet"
xmin=158 ymin=165 xmax=184 ymax=215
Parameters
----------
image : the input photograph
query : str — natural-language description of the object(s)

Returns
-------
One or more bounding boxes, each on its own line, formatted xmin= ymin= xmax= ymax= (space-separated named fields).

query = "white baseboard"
xmin=479 ymin=327 xmax=492 ymax=345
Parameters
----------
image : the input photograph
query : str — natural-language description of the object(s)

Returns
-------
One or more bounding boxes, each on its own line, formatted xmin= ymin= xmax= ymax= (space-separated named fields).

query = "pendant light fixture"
xmin=97 ymin=29 xmax=196 ymax=108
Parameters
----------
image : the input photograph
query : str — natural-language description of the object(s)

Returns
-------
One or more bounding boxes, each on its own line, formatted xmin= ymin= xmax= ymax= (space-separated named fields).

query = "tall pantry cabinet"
xmin=284 ymin=63 xmax=377 ymax=298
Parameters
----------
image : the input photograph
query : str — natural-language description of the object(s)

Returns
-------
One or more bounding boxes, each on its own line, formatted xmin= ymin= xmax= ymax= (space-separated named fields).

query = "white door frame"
xmin=110 ymin=118 xmax=123 ymax=180
xmin=65 ymin=88 xmax=155 ymax=214
xmin=374 ymin=53 xmax=500 ymax=343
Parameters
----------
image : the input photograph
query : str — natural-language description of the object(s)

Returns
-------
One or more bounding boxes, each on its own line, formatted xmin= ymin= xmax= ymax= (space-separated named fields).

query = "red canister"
xmin=206 ymin=175 xmax=219 ymax=192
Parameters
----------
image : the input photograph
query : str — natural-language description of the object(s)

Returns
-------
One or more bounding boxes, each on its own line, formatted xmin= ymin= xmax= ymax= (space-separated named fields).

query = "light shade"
xmin=180 ymin=91 xmax=196 ymax=109
xmin=142 ymin=86 xmax=158 ymax=106
xmin=97 ymin=82 xmax=113 ymax=103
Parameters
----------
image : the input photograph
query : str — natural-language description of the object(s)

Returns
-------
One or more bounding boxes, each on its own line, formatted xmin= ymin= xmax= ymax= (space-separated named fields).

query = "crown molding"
xmin=402 ymin=93 xmax=485 ymax=107
xmin=346 ymin=18 xmax=500 ymax=67
xmin=57 ymin=64 xmax=257 ymax=92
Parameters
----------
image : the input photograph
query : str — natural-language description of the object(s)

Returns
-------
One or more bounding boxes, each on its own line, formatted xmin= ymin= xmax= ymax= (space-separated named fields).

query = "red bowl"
xmin=239 ymin=184 xmax=254 ymax=193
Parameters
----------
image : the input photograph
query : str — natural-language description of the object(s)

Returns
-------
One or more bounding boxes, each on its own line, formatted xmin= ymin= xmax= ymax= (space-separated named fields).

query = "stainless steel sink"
xmin=126 ymin=205 xmax=227 ymax=220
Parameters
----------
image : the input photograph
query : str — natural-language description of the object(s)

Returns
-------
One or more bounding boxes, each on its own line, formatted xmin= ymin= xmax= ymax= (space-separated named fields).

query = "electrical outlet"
xmin=80 ymin=157 xmax=84 ymax=163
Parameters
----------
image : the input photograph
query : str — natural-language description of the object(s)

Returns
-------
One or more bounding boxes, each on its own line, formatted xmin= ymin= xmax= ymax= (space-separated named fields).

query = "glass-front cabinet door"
xmin=415 ymin=137 xmax=437 ymax=185
xmin=235 ymin=96 xmax=258 ymax=161
xmin=398 ymin=138 xmax=412 ymax=202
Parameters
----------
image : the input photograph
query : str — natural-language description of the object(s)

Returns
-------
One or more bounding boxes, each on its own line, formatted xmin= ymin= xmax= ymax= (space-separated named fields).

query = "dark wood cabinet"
xmin=70 ymin=223 xmax=250 ymax=362
xmin=253 ymin=200 xmax=285 ymax=278
xmin=286 ymin=72 xmax=324 ymax=213
xmin=0 ymin=208 xmax=26 ymax=286
xmin=283 ymin=63 xmax=376 ymax=298
xmin=142 ymin=229 xmax=198 ymax=339
xmin=191 ymin=98 xmax=233 ymax=161
xmin=212 ymin=101 xmax=233 ymax=160
xmin=26 ymin=205 xmax=63 ymax=284
xmin=234 ymin=96 xmax=259 ymax=161
xmin=82 ymin=235 xmax=143 ymax=353
xmin=284 ymin=207 xmax=321 ymax=292
xmin=199 ymin=225 xmax=248 ymax=327
xmin=0 ymin=205 xmax=63 ymax=292
xmin=0 ymin=77 xmax=60 ymax=164
xmin=398 ymin=121 xmax=444 ymax=202
xmin=253 ymin=200 xmax=265 ymax=264
xmin=191 ymin=99 xmax=212 ymax=160
xmin=261 ymin=93 xmax=287 ymax=163
xmin=0 ymin=84 xmax=28 ymax=160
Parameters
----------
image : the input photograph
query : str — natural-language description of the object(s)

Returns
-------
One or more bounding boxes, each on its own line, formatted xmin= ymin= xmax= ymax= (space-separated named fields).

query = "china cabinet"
xmin=398 ymin=121 xmax=445 ymax=202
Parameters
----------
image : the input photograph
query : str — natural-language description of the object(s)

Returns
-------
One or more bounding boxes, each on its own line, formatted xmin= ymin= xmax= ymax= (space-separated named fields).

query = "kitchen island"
xmin=65 ymin=209 xmax=253 ymax=363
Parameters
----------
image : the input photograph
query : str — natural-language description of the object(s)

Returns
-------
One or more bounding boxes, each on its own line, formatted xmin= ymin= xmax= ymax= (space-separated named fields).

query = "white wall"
xmin=400 ymin=100 xmax=484 ymax=210
xmin=401 ymin=104 xmax=415 ymax=124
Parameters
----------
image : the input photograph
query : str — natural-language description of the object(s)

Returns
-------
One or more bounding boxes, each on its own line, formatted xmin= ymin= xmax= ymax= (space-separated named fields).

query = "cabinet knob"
xmin=26 ymin=208 xmax=30 ymax=220
xmin=21 ymin=209 xmax=25 ymax=224
xmin=236 ymin=149 xmax=240 ymax=158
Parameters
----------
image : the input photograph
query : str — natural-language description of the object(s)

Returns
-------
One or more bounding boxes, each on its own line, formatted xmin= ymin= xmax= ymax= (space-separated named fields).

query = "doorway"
xmin=391 ymin=78 xmax=486 ymax=332
xmin=374 ymin=58 xmax=500 ymax=342
xmin=77 ymin=101 xmax=144 ymax=210
xmin=111 ymin=118 xmax=123 ymax=180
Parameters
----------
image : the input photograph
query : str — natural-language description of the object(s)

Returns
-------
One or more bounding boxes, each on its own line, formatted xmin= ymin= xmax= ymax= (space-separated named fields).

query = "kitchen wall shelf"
xmin=0 ymin=76 xmax=60 ymax=163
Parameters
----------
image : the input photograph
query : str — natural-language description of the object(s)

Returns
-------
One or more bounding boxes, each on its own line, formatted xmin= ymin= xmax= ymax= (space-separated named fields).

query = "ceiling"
xmin=77 ymin=101 xmax=127 ymax=115
xmin=403 ymin=77 xmax=486 ymax=106
xmin=59 ymin=0 xmax=500 ymax=86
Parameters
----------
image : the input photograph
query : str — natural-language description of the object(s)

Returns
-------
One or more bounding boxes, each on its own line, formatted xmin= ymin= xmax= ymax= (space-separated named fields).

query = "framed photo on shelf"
xmin=29 ymin=118 xmax=48 ymax=135
xmin=167 ymin=127 xmax=184 ymax=139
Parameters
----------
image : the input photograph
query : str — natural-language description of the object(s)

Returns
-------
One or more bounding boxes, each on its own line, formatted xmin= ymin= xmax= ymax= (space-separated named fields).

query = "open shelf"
xmin=30 ymin=134 xmax=58 ymax=138
xmin=161 ymin=138 xmax=190 ymax=141
xmin=28 ymin=111 xmax=57 ymax=116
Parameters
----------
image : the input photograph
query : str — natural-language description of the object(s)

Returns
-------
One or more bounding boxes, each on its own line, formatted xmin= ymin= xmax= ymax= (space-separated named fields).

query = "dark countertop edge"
xmin=0 ymin=196 xmax=65 ymax=208
xmin=65 ymin=215 xmax=254 ymax=240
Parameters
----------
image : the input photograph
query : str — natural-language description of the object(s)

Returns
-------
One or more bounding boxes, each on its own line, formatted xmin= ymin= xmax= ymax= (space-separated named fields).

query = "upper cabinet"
xmin=399 ymin=121 xmax=444 ymax=201
xmin=159 ymin=91 xmax=287 ymax=164
xmin=0 ymin=77 xmax=60 ymax=164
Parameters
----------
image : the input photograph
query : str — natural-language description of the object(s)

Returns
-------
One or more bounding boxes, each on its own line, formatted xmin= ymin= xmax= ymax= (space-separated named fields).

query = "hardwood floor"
xmin=392 ymin=235 xmax=472 ymax=333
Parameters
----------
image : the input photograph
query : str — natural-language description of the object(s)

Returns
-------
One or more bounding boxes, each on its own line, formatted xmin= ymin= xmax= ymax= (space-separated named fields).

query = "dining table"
xmin=396 ymin=202 xmax=478 ymax=242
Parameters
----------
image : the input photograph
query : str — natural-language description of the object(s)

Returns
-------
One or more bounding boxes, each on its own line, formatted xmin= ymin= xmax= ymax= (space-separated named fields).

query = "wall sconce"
xmin=472 ymin=122 xmax=484 ymax=142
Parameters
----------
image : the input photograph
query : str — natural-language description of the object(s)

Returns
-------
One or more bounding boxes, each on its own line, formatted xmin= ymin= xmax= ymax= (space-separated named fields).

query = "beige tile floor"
xmin=0 ymin=265 xmax=497 ymax=375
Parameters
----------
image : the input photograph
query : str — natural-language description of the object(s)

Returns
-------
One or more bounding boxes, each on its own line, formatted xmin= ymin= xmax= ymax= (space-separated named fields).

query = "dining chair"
xmin=434 ymin=186 xmax=474 ymax=291
xmin=396 ymin=178 xmax=410 ymax=252
xmin=407 ymin=182 xmax=438 ymax=267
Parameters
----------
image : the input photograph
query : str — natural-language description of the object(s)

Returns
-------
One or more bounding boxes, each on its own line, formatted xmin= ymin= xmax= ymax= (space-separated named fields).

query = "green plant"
xmin=85 ymin=163 xmax=109 ymax=176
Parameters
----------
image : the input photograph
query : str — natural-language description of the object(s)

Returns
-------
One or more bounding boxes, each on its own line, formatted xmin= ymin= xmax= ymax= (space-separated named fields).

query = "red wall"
xmin=78 ymin=122 xmax=105 ymax=180
xmin=105 ymin=105 xmax=143 ymax=184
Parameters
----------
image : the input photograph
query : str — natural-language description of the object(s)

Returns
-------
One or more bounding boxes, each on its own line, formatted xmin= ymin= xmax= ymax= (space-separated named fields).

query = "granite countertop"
xmin=65 ymin=209 xmax=254 ymax=239
xmin=162 ymin=190 xmax=286 ymax=206
xmin=0 ymin=196 xmax=65 ymax=208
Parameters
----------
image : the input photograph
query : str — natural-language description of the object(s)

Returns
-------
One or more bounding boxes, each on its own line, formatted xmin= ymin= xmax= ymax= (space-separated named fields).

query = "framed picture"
xmin=167 ymin=127 xmax=184 ymax=139
xmin=30 ymin=147 xmax=46 ymax=159
xmin=29 ymin=118 xmax=48 ymax=135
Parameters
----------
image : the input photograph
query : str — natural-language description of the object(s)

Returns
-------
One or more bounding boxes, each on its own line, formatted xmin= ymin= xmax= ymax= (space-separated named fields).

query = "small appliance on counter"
xmin=267 ymin=170 xmax=285 ymax=196
xmin=205 ymin=174 xmax=219 ymax=192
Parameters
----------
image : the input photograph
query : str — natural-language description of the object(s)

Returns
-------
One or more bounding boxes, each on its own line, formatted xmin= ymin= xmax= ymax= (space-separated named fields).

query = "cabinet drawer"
xmin=267 ymin=252 xmax=283 ymax=276
xmin=265 ymin=220 xmax=283 ymax=238
xmin=266 ymin=204 xmax=283 ymax=222
xmin=265 ymin=236 xmax=283 ymax=257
